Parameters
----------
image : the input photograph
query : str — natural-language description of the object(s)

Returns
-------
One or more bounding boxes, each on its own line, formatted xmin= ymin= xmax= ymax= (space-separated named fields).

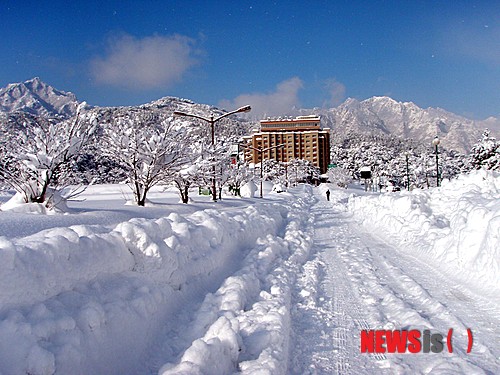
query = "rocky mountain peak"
xmin=0 ymin=78 xmax=80 ymax=118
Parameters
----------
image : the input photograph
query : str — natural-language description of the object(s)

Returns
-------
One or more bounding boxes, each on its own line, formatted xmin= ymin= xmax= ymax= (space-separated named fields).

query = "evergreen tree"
xmin=469 ymin=129 xmax=500 ymax=171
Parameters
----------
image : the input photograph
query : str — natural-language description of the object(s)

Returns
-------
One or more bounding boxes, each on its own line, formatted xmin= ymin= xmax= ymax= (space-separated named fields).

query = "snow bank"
xmin=240 ymin=181 xmax=257 ymax=198
xmin=0 ymin=200 xmax=287 ymax=374
xmin=348 ymin=169 xmax=500 ymax=293
xmin=0 ymin=189 xmax=69 ymax=214
xmin=160 ymin=185 xmax=316 ymax=374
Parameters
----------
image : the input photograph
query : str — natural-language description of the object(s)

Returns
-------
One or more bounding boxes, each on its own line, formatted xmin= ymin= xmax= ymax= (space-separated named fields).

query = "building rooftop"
xmin=260 ymin=115 xmax=321 ymax=132
xmin=261 ymin=115 xmax=320 ymax=123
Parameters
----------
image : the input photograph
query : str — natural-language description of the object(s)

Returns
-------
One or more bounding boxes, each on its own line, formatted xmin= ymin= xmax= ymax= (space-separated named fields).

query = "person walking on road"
xmin=326 ymin=189 xmax=330 ymax=201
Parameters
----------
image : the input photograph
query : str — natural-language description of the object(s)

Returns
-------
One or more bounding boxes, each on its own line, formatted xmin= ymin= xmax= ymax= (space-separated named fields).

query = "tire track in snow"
xmin=316 ymin=205 xmax=388 ymax=372
xmin=289 ymin=198 xmax=385 ymax=374
xmin=350 ymin=223 xmax=500 ymax=374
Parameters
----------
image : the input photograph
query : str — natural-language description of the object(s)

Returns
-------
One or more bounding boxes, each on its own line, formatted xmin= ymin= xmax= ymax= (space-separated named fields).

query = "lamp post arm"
xmin=239 ymin=143 xmax=260 ymax=152
xmin=175 ymin=105 xmax=251 ymax=125
xmin=261 ymin=144 xmax=285 ymax=153
xmin=214 ymin=110 xmax=240 ymax=123
xmin=213 ymin=105 xmax=251 ymax=123
xmin=173 ymin=111 xmax=211 ymax=123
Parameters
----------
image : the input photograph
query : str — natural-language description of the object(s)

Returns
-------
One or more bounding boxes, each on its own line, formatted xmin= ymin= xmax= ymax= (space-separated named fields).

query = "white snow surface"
xmin=349 ymin=169 xmax=500 ymax=294
xmin=0 ymin=173 xmax=499 ymax=374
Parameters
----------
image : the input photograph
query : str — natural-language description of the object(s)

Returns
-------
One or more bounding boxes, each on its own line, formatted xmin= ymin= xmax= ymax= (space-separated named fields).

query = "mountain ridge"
xmin=302 ymin=96 xmax=498 ymax=153
xmin=1 ymin=78 xmax=498 ymax=153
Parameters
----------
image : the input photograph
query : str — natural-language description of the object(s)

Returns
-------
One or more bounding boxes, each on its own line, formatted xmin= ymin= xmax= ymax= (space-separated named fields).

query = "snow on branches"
xmin=0 ymin=103 xmax=96 ymax=206
xmin=469 ymin=129 xmax=500 ymax=171
xmin=329 ymin=132 xmax=471 ymax=189
xmin=287 ymin=158 xmax=320 ymax=186
xmin=327 ymin=167 xmax=352 ymax=188
xmin=101 ymin=109 xmax=189 ymax=206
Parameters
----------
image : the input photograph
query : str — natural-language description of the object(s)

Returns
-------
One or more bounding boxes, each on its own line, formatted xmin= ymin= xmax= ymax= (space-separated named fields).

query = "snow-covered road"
xmin=290 ymin=188 xmax=500 ymax=374
xmin=290 ymin=198 xmax=381 ymax=374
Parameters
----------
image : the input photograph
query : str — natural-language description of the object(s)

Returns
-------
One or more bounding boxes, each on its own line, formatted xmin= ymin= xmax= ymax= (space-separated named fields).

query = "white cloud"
xmin=219 ymin=77 xmax=303 ymax=117
xmin=90 ymin=33 xmax=199 ymax=90
xmin=323 ymin=78 xmax=346 ymax=107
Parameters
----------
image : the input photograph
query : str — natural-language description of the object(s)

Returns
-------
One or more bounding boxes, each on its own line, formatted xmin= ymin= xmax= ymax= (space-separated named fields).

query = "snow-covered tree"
xmin=226 ymin=161 xmax=253 ymax=196
xmin=172 ymin=112 xmax=253 ymax=201
xmin=171 ymin=162 xmax=202 ymax=203
xmin=0 ymin=103 xmax=96 ymax=205
xmin=327 ymin=167 xmax=352 ymax=188
xmin=330 ymin=132 xmax=469 ymax=190
xmin=101 ymin=110 xmax=188 ymax=206
xmin=287 ymin=158 xmax=320 ymax=186
xmin=469 ymin=129 xmax=500 ymax=171
xmin=169 ymin=135 xmax=221 ymax=204
xmin=215 ymin=156 xmax=234 ymax=200
xmin=261 ymin=159 xmax=282 ymax=181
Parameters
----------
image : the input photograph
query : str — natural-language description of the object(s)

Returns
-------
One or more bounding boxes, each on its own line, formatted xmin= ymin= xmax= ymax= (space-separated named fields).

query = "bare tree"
xmin=287 ymin=158 xmax=320 ymax=186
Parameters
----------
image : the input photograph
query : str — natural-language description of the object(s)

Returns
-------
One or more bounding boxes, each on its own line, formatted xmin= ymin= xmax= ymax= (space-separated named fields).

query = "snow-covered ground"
xmin=0 ymin=173 xmax=499 ymax=374
xmin=348 ymin=169 xmax=500 ymax=294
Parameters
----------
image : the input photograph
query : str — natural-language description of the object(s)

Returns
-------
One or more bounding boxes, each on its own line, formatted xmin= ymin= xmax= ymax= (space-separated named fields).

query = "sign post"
xmin=360 ymin=166 xmax=372 ymax=192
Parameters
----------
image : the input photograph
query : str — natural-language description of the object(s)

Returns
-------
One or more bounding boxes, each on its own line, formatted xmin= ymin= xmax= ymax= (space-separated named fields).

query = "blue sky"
xmin=1 ymin=1 xmax=499 ymax=119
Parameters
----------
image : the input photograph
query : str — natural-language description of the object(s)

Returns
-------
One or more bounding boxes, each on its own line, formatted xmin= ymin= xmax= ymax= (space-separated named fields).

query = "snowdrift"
xmin=160 ymin=188 xmax=316 ymax=374
xmin=0 ymin=199 xmax=289 ymax=374
xmin=348 ymin=169 xmax=500 ymax=294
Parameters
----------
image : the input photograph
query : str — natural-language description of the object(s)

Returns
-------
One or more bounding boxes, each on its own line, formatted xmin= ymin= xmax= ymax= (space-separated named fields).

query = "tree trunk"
xmin=181 ymin=186 xmax=189 ymax=204
xmin=137 ymin=186 xmax=149 ymax=206
xmin=30 ymin=172 xmax=50 ymax=203
xmin=31 ymin=182 xmax=49 ymax=203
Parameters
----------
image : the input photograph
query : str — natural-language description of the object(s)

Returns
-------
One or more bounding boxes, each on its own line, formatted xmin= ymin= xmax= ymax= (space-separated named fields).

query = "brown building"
xmin=242 ymin=115 xmax=331 ymax=174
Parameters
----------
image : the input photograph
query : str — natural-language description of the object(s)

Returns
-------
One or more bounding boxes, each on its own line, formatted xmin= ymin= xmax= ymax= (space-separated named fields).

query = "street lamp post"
xmin=279 ymin=146 xmax=288 ymax=190
xmin=405 ymin=151 xmax=411 ymax=191
xmin=174 ymin=105 xmax=251 ymax=202
xmin=239 ymin=143 xmax=285 ymax=198
xmin=432 ymin=136 xmax=440 ymax=187
xmin=285 ymin=162 xmax=288 ymax=188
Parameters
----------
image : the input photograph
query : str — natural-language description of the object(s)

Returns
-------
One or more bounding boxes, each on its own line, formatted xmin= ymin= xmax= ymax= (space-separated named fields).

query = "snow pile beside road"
xmin=348 ymin=169 xmax=500 ymax=293
xmin=0 ymin=201 xmax=286 ymax=374
xmin=160 ymin=187 xmax=316 ymax=374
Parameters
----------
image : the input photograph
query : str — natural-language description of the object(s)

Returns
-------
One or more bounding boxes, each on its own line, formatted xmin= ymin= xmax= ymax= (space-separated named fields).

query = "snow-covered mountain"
xmin=306 ymin=96 xmax=499 ymax=153
xmin=0 ymin=78 xmax=232 ymax=123
xmin=0 ymin=77 xmax=80 ymax=118
xmin=1 ymin=78 xmax=498 ymax=153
